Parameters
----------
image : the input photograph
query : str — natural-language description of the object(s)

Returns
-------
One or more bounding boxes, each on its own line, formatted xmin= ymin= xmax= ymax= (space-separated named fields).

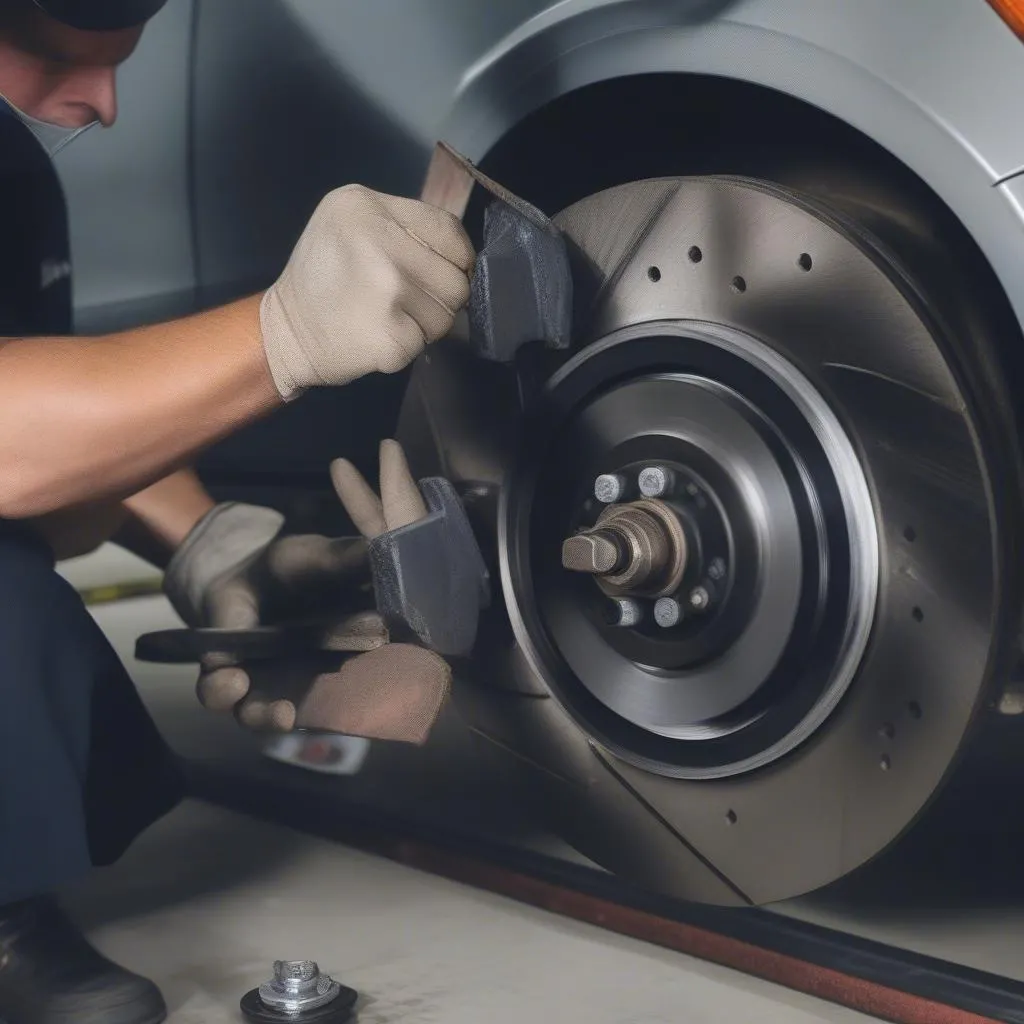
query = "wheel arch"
xmin=444 ymin=66 xmax=1024 ymax=682
xmin=436 ymin=6 xmax=1024 ymax=379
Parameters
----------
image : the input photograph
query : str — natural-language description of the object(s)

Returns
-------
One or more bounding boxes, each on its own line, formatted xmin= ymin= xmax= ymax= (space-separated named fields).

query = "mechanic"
xmin=0 ymin=2 xmax=477 ymax=1022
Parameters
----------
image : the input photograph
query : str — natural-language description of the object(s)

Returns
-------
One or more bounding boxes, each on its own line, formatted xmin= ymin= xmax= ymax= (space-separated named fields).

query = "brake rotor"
xmin=398 ymin=174 xmax=1019 ymax=905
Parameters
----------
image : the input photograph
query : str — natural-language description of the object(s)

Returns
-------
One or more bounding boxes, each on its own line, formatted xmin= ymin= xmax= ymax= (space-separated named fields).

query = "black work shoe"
xmin=0 ymin=896 xmax=166 ymax=1024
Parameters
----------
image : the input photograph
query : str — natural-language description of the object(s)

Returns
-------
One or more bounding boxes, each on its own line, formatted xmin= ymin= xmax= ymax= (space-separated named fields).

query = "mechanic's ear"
xmin=330 ymin=458 xmax=387 ymax=539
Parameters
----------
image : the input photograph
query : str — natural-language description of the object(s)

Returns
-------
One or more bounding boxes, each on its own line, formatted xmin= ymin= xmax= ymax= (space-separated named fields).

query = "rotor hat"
xmin=31 ymin=0 xmax=167 ymax=31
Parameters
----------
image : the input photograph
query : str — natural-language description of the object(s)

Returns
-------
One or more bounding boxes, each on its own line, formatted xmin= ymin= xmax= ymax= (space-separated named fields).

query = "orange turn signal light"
xmin=988 ymin=0 xmax=1024 ymax=38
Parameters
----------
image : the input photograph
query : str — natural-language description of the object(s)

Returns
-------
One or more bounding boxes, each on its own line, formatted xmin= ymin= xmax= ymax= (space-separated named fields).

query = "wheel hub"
xmin=562 ymin=496 xmax=689 ymax=598
xmin=509 ymin=319 xmax=877 ymax=767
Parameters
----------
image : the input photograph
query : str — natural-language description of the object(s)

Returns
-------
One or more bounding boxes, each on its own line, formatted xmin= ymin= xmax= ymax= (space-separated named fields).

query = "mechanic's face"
xmin=0 ymin=10 xmax=142 ymax=128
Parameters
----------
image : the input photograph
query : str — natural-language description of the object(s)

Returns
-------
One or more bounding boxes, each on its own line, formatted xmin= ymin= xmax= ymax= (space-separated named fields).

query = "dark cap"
xmin=31 ymin=0 xmax=168 ymax=31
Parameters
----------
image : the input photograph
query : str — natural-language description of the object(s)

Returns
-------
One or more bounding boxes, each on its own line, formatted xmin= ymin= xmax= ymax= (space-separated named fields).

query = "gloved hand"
xmin=194 ymin=616 xmax=450 ymax=743
xmin=162 ymin=501 xmax=371 ymax=632
xmin=161 ymin=498 xmax=371 ymax=707
xmin=260 ymin=184 xmax=477 ymax=402
xmin=169 ymin=442 xmax=453 ymax=743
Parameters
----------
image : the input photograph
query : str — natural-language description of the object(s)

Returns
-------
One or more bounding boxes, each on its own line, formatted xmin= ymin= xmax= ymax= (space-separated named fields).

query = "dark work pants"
xmin=0 ymin=525 xmax=184 ymax=906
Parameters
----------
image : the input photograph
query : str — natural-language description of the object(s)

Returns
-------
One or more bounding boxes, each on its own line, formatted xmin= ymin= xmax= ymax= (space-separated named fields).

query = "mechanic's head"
xmin=0 ymin=0 xmax=165 ymax=130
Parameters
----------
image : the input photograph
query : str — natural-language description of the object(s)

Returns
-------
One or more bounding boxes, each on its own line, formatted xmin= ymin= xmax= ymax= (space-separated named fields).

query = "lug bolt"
xmin=688 ymin=586 xmax=711 ymax=612
xmin=708 ymin=557 xmax=726 ymax=581
xmin=594 ymin=473 xmax=626 ymax=504
xmin=611 ymin=598 xmax=643 ymax=628
xmin=654 ymin=597 xmax=682 ymax=628
xmin=638 ymin=465 xmax=671 ymax=498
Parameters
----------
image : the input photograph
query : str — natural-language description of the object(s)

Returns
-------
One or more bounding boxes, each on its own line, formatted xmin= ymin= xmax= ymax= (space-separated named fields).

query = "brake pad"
xmin=421 ymin=141 xmax=573 ymax=363
xmin=368 ymin=476 xmax=490 ymax=658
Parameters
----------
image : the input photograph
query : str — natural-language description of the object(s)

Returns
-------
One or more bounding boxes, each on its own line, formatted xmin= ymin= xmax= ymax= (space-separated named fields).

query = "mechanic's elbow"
xmin=0 ymin=468 xmax=63 ymax=519
xmin=0 ymin=491 xmax=46 ymax=520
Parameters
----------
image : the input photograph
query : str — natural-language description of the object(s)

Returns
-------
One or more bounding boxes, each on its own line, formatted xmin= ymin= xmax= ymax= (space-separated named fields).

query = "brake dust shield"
xmin=398 ymin=173 xmax=1016 ymax=906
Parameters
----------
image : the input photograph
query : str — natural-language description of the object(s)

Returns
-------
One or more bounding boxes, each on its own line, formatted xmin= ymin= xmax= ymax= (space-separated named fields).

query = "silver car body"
xmin=53 ymin=0 xmax=1024 ymax=344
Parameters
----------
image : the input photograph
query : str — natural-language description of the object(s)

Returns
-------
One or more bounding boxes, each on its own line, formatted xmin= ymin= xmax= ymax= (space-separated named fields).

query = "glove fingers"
xmin=199 ymin=649 xmax=239 ymax=673
xmin=230 ymin=654 xmax=337 ymax=733
xmin=392 ymin=246 xmax=471 ymax=342
xmin=330 ymin=458 xmax=387 ymax=539
xmin=294 ymin=643 xmax=451 ymax=745
xmin=236 ymin=694 xmax=297 ymax=733
xmin=197 ymin=665 xmax=251 ymax=713
xmin=198 ymin=640 xmax=450 ymax=743
xmin=319 ymin=536 xmax=371 ymax=577
xmin=261 ymin=535 xmax=370 ymax=608
xmin=194 ymin=609 xmax=387 ymax=718
xmin=320 ymin=610 xmax=389 ymax=652
xmin=379 ymin=439 xmax=427 ymax=532
xmin=383 ymin=193 xmax=478 ymax=274
xmin=203 ymin=577 xmax=261 ymax=630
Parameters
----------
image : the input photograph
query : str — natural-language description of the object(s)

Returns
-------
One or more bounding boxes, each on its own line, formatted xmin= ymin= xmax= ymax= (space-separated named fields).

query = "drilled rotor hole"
xmin=731 ymin=275 xmax=747 ymax=293
xmin=880 ymin=754 xmax=891 ymax=771
xmin=879 ymin=722 xmax=895 ymax=740
xmin=725 ymin=810 xmax=738 ymax=825
xmin=688 ymin=245 xmax=703 ymax=263
xmin=797 ymin=252 xmax=813 ymax=272
xmin=908 ymin=700 xmax=923 ymax=719
xmin=903 ymin=525 xmax=917 ymax=542
xmin=647 ymin=265 xmax=662 ymax=282
xmin=912 ymin=606 xmax=924 ymax=623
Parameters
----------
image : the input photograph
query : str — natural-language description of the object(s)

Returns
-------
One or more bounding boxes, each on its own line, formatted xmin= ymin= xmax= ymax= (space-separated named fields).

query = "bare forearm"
xmin=24 ymin=469 xmax=217 ymax=567
xmin=121 ymin=468 xmax=215 ymax=551
xmin=0 ymin=294 xmax=282 ymax=518
xmin=115 ymin=467 xmax=216 ymax=568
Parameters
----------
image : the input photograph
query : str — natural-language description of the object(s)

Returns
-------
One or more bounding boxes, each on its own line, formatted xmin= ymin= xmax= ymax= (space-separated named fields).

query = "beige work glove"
xmin=162 ymin=503 xmax=377 ymax=726
xmin=181 ymin=442 xmax=452 ymax=744
xmin=163 ymin=502 xmax=371 ymax=632
xmin=260 ymin=184 xmax=477 ymax=402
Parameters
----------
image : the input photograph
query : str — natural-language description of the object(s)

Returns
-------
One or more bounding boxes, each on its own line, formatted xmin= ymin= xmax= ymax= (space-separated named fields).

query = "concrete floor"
xmin=61 ymin=800 xmax=877 ymax=1024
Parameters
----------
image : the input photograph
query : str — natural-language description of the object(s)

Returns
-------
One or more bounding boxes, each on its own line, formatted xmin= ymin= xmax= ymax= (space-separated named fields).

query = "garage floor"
xmin=54 ymin=546 xmax=1024 ymax=1023
xmin=60 ymin=800 xmax=876 ymax=1024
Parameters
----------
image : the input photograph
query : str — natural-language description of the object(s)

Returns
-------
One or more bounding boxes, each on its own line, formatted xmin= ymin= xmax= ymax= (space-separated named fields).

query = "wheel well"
xmin=466 ymin=69 xmax=1024 ymax=467
xmin=469 ymin=72 xmax=990 ymax=241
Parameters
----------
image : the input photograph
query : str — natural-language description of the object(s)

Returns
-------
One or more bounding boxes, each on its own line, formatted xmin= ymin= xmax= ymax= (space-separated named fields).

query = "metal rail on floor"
xmin=189 ymin=763 xmax=1024 ymax=1024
